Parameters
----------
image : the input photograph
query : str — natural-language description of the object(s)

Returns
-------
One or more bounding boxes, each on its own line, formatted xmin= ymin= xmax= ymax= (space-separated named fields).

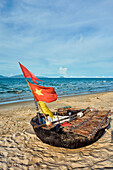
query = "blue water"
xmin=0 ymin=78 xmax=113 ymax=104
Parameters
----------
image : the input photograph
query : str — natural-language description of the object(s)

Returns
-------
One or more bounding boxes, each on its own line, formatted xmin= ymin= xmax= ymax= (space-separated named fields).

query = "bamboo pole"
xmin=105 ymin=129 xmax=113 ymax=136
xmin=26 ymin=80 xmax=42 ymax=124
xmin=89 ymin=110 xmax=111 ymax=139
xmin=70 ymin=110 xmax=98 ymax=131
xmin=57 ymin=113 xmax=60 ymax=124
xmin=33 ymin=107 xmax=90 ymax=129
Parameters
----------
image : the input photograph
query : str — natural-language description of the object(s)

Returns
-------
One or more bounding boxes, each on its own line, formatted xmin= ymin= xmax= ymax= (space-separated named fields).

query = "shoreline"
xmin=0 ymin=98 xmax=33 ymax=106
xmin=1 ymin=91 xmax=113 ymax=111
xmin=1 ymin=90 xmax=113 ymax=105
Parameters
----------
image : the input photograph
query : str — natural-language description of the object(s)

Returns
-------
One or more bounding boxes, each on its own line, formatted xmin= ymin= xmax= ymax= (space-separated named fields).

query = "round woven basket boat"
xmin=30 ymin=112 xmax=109 ymax=149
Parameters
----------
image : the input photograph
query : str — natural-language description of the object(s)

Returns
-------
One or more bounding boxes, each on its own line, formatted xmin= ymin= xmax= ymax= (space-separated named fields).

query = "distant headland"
xmin=0 ymin=74 xmax=48 ymax=78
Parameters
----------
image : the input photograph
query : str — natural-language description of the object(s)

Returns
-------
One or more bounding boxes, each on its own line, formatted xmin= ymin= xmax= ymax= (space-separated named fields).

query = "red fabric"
xmin=19 ymin=62 xmax=42 ymax=84
xmin=28 ymin=82 xmax=57 ymax=103
xmin=61 ymin=122 xmax=72 ymax=126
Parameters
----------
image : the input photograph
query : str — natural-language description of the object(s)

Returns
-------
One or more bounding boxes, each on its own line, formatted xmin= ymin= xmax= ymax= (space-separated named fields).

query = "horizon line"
xmin=0 ymin=74 xmax=113 ymax=79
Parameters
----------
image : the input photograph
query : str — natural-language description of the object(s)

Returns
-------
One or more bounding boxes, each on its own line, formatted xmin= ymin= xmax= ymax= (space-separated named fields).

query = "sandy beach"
xmin=0 ymin=92 xmax=113 ymax=169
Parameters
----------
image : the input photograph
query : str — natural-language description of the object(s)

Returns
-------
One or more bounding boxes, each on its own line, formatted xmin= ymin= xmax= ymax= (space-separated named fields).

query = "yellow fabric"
xmin=38 ymin=101 xmax=54 ymax=118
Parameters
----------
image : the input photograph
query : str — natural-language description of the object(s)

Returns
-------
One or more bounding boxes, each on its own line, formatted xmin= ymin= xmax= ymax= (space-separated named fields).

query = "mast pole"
xmin=26 ymin=79 xmax=41 ymax=124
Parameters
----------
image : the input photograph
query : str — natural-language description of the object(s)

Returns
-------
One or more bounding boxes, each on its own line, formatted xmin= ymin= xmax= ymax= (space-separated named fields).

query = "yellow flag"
xmin=38 ymin=101 xmax=54 ymax=119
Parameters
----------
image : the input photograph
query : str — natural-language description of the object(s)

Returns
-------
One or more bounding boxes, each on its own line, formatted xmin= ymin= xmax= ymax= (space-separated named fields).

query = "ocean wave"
xmin=0 ymin=90 xmax=24 ymax=94
xmin=1 ymin=77 xmax=113 ymax=104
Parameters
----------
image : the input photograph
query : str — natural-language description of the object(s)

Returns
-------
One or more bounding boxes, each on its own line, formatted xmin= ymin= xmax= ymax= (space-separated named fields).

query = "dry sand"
xmin=0 ymin=92 xmax=113 ymax=169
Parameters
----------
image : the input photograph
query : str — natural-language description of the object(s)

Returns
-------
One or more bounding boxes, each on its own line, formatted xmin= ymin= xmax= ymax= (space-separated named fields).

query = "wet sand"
xmin=0 ymin=92 xmax=113 ymax=169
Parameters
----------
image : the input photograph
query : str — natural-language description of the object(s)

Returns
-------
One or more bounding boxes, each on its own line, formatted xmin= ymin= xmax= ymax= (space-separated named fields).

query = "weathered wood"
xmin=70 ymin=110 xmax=98 ymax=131
xmin=89 ymin=110 xmax=111 ymax=139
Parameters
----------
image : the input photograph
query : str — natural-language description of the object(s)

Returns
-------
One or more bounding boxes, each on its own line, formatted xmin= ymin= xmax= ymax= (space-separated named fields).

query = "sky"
xmin=0 ymin=0 xmax=113 ymax=78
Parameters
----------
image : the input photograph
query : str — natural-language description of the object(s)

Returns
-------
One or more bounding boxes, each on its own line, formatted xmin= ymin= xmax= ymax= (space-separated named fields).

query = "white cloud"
xmin=59 ymin=67 xmax=67 ymax=76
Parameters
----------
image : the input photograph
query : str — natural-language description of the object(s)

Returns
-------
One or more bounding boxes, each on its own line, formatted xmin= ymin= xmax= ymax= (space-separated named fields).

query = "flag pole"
xmin=26 ymin=79 xmax=42 ymax=124
xmin=18 ymin=62 xmax=56 ymax=125
xmin=19 ymin=62 xmax=48 ymax=124
xmin=26 ymin=80 xmax=50 ymax=124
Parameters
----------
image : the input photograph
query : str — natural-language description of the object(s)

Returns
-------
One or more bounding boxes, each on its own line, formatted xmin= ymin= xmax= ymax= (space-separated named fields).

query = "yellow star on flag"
xmin=35 ymin=89 xmax=43 ymax=95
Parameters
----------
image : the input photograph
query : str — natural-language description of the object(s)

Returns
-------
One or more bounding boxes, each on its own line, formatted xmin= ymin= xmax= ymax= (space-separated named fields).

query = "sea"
xmin=0 ymin=78 xmax=113 ymax=105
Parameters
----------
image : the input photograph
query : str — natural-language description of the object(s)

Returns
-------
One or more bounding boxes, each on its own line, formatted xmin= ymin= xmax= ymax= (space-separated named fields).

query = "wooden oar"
xmin=34 ymin=107 xmax=90 ymax=129
xmin=52 ymin=107 xmax=90 ymax=124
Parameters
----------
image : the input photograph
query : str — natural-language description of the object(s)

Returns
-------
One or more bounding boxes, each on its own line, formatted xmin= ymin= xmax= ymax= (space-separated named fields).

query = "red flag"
xmin=19 ymin=62 xmax=42 ymax=84
xmin=28 ymin=82 xmax=57 ymax=103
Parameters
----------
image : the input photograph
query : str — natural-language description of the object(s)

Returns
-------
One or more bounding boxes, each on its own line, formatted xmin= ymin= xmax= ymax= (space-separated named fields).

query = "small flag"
xmin=38 ymin=101 xmax=54 ymax=118
xmin=19 ymin=62 xmax=42 ymax=84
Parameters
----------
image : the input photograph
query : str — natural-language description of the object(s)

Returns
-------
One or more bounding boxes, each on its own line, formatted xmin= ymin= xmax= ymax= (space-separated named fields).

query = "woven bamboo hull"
xmin=31 ymin=118 xmax=109 ymax=149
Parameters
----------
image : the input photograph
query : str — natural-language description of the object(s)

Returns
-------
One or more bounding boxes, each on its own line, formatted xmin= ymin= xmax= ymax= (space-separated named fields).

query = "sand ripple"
xmin=0 ymin=126 xmax=113 ymax=169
